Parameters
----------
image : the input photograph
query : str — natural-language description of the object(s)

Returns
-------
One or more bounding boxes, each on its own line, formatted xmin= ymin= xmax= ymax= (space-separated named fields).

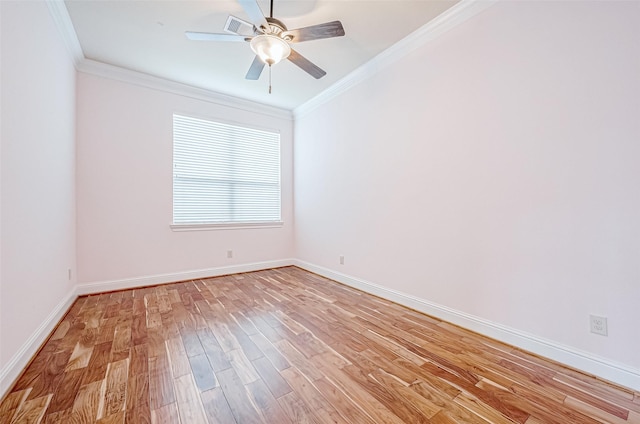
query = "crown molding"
xmin=46 ymin=0 xmax=84 ymax=67
xmin=77 ymin=59 xmax=293 ymax=120
xmin=45 ymin=0 xmax=292 ymax=120
xmin=293 ymin=0 xmax=498 ymax=119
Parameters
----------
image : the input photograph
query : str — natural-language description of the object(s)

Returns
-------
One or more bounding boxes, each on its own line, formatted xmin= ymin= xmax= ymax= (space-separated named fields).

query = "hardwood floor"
xmin=1 ymin=267 xmax=638 ymax=423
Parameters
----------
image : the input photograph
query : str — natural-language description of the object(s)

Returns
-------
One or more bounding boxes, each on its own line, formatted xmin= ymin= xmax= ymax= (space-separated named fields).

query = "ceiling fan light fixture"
xmin=250 ymin=34 xmax=291 ymax=65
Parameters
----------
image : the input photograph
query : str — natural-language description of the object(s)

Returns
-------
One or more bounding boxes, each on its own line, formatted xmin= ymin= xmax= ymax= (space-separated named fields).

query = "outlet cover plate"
xmin=590 ymin=315 xmax=608 ymax=336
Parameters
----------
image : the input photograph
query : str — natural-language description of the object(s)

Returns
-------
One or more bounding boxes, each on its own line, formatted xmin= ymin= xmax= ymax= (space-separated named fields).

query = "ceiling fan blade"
xmin=287 ymin=49 xmax=326 ymax=79
xmin=283 ymin=21 xmax=345 ymax=43
xmin=246 ymin=56 xmax=266 ymax=80
xmin=237 ymin=0 xmax=269 ymax=32
xmin=185 ymin=31 xmax=248 ymax=42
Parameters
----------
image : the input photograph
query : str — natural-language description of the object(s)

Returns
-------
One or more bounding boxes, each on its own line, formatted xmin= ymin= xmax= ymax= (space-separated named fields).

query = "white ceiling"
xmin=64 ymin=0 xmax=460 ymax=110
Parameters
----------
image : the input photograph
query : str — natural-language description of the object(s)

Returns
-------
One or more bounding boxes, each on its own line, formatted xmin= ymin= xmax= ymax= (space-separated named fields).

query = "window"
xmin=172 ymin=114 xmax=281 ymax=228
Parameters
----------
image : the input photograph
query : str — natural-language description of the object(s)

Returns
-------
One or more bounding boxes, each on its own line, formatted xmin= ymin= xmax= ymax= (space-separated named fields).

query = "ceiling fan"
xmin=185 ymin=0 xmax=345 ymax=89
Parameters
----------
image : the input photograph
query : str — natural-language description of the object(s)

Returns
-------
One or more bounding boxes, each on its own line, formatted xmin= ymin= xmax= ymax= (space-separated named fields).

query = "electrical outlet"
xmin=339 ymin=255 xmax=344 ymax=265
xmin=68 ymin=268 xmax=72 ymax=280
xmin=590 ymin=315 xmax=608 ymax=336
xmin=227 ymin=250 xmax=233 ymax=259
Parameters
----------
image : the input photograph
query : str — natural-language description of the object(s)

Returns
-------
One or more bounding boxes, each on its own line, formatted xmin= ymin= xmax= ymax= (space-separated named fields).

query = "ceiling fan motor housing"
xmin=263 ymin=17 xmax=292 ymax=41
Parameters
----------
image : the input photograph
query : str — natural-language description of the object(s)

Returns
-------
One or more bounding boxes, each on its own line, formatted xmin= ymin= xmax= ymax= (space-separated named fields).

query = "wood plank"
xmin=564 ymin=396 xmax=631 ymax=424
xmin=251 ymin=356 xmax=292 ymax=398
xmin=280 ymin=366 xmax=344 ymax=424
xmin=275 ymin=340 xmax=324 ymax=381
xmin=370 ymin=368 xmax=441 ymax=419
xmin=112 ymin=324 xmax=131 ymax=354
xmin=131 ymin=315 xmax=148 ymax=346
xmin=229 ymin=326 xmax=264 ymax=361
xmin=82 ymin=341 xmax=113 ymax=386
xmin=50 ymin=321 xmax=71 ymax=341
xmin=129 ymin=344 xmax=148 ymax=378
xmin=101 ymin=359 xmax=129 ymax=418
xmin=47 ymin=368 xmax=86 ymax=414
xmin=313 ymin=352 xmax=407 ymax=424
xmin=180 ymin=330 xmax=205 ymax=357
xmin=341 ymin=364 xmax=431 ymax=424
xmin=24 ymin=350 xmax=71 ymax=400
xmin=277 ymin=392 xmax=321 ymax=424
xmin=164 ymin=337 xmax=190 ymax=378
xmin=313 ymin=377 xmax=378 ymax=424
xmin=43 ymin=408 xmax=72 ymax=424
xmin=216 ymin=367 xmax=264 ymax=424
xmin=9 ymin=394 xmax=51 ymax=424
xmin=226 ymin=349 xmax=260 ymax=385
xmin=125 ymin=375 xmax=151 ymax=424
xmin=150 ymin=403 xmax=179 ymax=424
xmin=172 ymin=374 xmax=208 ymax=424
xmin=197 ymin=327 xmax=232 ymax=372
xmin=209 ymin=322 xmax=242 ymax=352
xmin=250 ymin=333 xmax=290 ymax=371
xmin=66 ymin=342 xmax=95 ymax=372
xmin=0 ymin=389 xmax=30 ymax=420
xmin=245 ymin=378 xmax=292 ymax=423
xmin=96 ymin=410 xmax=124 ymax=424
xmin=201 ymin=387 xmax=237 ymax=424
xmin=148 ymin=355 xmax=175 ymax=410
xmin=188 ymin=354 xmax=218 ymax=392
xmin=454 ymin=392 xmax=517 ymax=424
xmin=71 ymin=379 xmax=104 ymax=423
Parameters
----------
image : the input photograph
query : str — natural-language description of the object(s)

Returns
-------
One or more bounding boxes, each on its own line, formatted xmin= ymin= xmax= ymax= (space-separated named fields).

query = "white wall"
xmin=76 ymin=73 xmax=294 ymax=285
xmin=0 ymin=0 xmax=77 ymax=377
xmin=294 ymin=0 xmax=640 ymax=378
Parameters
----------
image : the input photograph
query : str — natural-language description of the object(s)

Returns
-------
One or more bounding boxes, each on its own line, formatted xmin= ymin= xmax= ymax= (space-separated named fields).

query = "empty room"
xmin=1 ymin=0 xmax=639 ymax=422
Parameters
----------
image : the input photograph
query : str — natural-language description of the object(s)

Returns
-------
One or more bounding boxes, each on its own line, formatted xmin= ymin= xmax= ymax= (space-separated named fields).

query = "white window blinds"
xmin=173 ymin=114 xmax=281 ymax=226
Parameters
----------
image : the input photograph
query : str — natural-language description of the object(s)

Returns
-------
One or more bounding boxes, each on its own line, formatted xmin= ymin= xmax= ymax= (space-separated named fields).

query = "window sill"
xmin=170 ymin=221 xmax=284 ymax=232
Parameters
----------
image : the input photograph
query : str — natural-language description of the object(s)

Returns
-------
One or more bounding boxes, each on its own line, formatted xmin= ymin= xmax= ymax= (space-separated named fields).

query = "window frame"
xmin=170 ymin=113 xmax=283 ymax=231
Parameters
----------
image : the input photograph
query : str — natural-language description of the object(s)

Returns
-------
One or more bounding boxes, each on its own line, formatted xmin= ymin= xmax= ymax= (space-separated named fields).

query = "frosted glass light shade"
xmin=250 ymin=34 xmax=291 ymax=65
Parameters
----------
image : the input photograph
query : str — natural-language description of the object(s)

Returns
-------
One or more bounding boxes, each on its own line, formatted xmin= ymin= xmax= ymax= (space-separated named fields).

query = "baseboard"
xmin=0 ymin=288 xmax=77 ymax=398
xmin=293 ymin=259 xmax=640 ymax=392
xmin=75 ymin=259 xmax=295 ymax=296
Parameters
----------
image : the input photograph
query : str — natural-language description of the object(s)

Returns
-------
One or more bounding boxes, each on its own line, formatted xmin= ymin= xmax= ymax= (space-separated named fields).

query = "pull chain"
xmin=267 ymin=0 xmax=274 ymax=94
